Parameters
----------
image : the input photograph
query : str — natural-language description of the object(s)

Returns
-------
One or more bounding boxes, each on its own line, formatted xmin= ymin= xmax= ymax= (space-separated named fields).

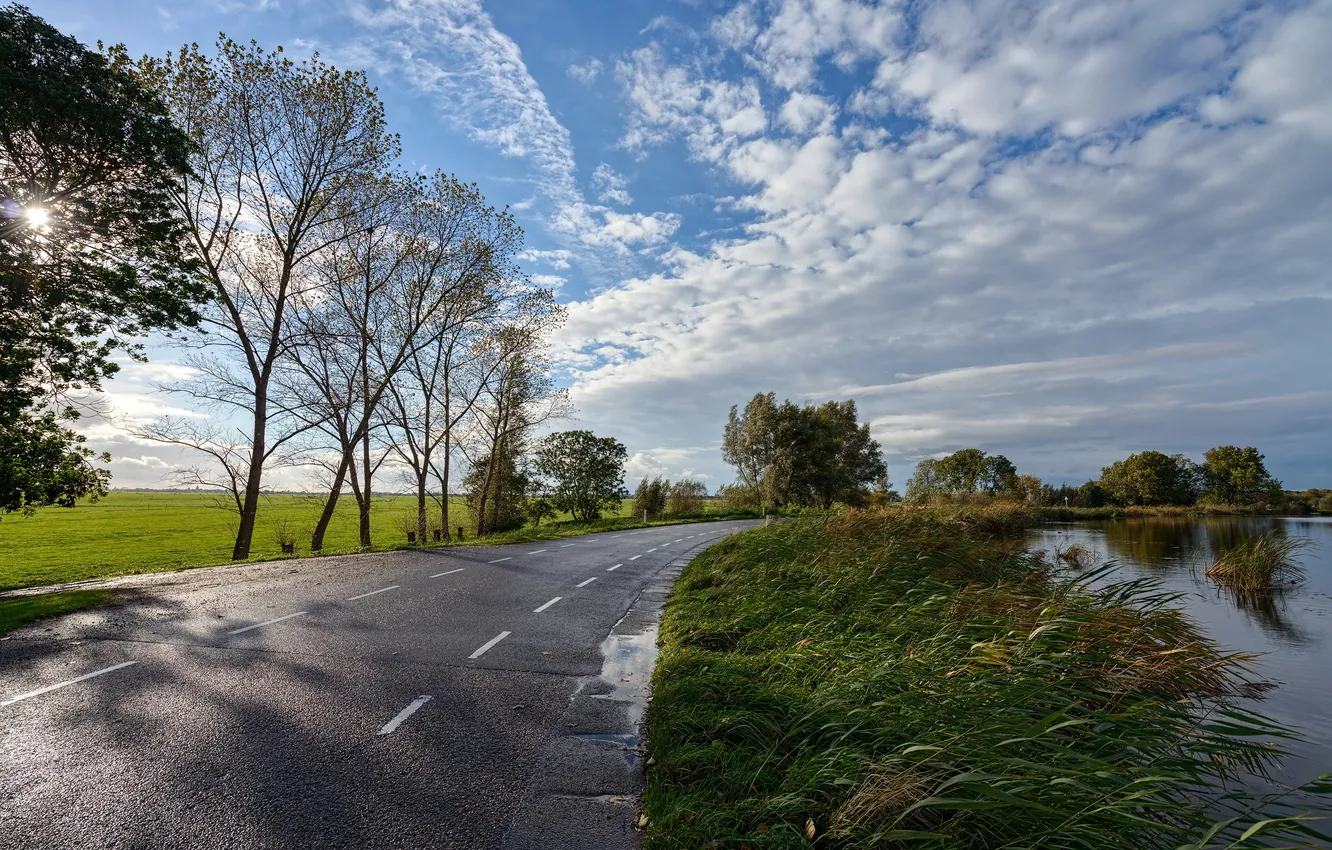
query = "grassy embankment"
xmin=0 ymin=491 xmax=760 ymax=594
xmin=645 ymin=506 xmax=1329 ymax=848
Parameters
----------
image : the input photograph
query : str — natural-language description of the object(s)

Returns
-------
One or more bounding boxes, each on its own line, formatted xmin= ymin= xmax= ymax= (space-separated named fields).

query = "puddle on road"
xmin=591 ymin=624 xmax=659 ymax=730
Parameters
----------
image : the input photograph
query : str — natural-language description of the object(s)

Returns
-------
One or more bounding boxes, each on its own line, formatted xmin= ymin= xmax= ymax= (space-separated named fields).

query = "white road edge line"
xmin=430 ymin=568 xmax=465 ymax=578
xmin=533 ymin=597 xmax=562 ymax=613
xmin=469 ymin=631 xmax=511 ymax=659
xmin=1 ymin=661 xmax=139 ymax=708
xmin=377 ymin=695 xmax=432 ymax=735
xmin=629 ymin=555 xmax=641 ymax=561
xmin=489 ymin=557 xmax=512 ymax=564
xmin=606 ymin=564 xmax=623 ymax=572
xmin=577 ymin=577 xmax=598 ymax=588
xmin=228 ymin=611 xmax=308 ymax=635
xmin=346 ymin=586 xmax=399 ymax=601
xmin=528 ymin=549 xmax=548 ymax=554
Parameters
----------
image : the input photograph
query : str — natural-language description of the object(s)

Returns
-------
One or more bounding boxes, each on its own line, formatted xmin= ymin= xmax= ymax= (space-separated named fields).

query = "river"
xmin=1030 ymin=516 xmax=1332 ymax=826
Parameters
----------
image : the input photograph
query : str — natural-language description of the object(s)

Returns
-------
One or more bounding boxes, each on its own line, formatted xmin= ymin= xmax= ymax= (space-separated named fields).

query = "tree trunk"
xmin=416 ymin=470 xmax=428 ymax=542
xmin=311 ymin=450 xmax=352 ymax=551
xmin=359 ymin=425 xmax=372 ymax=547
xmin=232 ymin=392 xmax=267 ymax=560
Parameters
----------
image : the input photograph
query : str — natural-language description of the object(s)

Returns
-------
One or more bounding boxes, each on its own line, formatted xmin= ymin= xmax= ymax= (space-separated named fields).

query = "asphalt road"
xmin=0 ymin=521 xmax=756 ymax=849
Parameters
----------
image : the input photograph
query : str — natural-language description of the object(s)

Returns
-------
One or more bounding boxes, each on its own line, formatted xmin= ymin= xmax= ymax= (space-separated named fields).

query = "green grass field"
xmin=0 ymin=490 xmax=637 ymax=592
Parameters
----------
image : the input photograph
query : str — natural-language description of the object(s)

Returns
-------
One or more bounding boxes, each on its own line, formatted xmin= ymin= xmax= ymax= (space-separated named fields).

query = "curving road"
xmin=0 ymin=521 xmax=756 ymax=849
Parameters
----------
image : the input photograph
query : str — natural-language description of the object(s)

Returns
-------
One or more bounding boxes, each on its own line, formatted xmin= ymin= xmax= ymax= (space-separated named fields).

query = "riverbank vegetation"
xmin=645 ymin=510 xmax=1329 ymax=848
xmin=1205 ymin=530 xmax=1309 ymax=592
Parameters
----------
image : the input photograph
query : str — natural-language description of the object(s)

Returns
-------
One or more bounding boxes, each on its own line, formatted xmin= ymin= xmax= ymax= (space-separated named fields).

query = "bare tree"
xmin=383 ymin=231 xmax=557 ymax=542
xmin=135 ymin=39 xmax=397 ymax=559
xmin=287 ymin=172 xmax=513 ymax=550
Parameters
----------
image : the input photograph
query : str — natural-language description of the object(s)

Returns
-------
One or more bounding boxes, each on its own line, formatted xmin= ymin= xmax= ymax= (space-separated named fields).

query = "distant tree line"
xmin=906 ymin=445 xmax=1296 ymax=510
xmin=720 ymin=392 xmax=889 ymax=509
xmin=631 ymin=476 xmax=708 ymax=519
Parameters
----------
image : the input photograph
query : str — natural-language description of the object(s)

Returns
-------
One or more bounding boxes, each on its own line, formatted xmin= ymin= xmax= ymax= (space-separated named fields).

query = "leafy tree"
xmin=667 ymin=479 xmax=708 ymax=515
xmin=1200 ymin=446 xmax=1281 ymax=505
xmin=0 ymin=5 xmax=205 ymax=513
xmin=533 ymin=430 xmax=628 ymax=522
xmin=722 ymin=392 xmax=885 ymax=508
xmin=905 ymin=448 xmax=1020 ymax=503
xmin=632 ymin=476 xmax=669 ymax=519
xmin=867 ymin=475 xmax=902 ymax=508
xmin=1098 ymin=451 xmax=1199 ymax=506
xmin=524 ymin=495 xmax=557 ymax=528
xmin=463 ymin=446 xmax=529 ymax=534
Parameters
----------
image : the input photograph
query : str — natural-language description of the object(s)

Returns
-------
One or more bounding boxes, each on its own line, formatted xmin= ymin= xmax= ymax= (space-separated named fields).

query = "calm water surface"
xmin=1030 ymin=517 xmax=1332 ymax=816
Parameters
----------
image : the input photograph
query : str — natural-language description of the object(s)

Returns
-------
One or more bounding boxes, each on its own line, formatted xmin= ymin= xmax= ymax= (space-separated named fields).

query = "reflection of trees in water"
xmin=1097 ymin=517 xmax=1314 ymax=645
xmin=1099 ymin=517 xmax=1281 ymax=569
xmin=1216 ymin=586 xmax=1313 ymax=646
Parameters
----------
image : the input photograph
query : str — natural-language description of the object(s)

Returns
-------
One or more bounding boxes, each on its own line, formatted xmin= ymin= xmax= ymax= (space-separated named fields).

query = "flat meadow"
xmin=0 ymin=490 xmax=634 ymax=592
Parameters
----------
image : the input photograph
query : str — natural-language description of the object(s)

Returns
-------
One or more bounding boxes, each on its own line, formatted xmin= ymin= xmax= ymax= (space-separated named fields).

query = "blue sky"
xmin=36 ymin=0 xmax=1332 ymax=491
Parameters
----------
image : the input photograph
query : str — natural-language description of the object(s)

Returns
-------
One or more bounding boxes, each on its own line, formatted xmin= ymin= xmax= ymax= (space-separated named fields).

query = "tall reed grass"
xmin=1205 ymin=530 xmax=1309 ymax=591
xmin=645 ymin=510 xmax=1329 ymax=848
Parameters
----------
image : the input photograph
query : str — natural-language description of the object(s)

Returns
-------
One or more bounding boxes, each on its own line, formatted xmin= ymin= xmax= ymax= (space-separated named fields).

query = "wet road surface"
xmin=0 ymin=522 xmax=754 ymax=849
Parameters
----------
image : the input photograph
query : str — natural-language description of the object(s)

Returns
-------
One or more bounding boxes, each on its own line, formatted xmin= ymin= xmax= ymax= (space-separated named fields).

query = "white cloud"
xmin=591 ymin=163 xmax=633 ymax=205
xmin=518 ymin=247 xmax=573 ymax=269
xmin=566 ymin=57 xmax=603 ymax=85
xmin=617 ymin=44 xmax=767 ymax=162
xmin=582 ymin=211 xmax=682 ymax=251
xmin=777 ymin=91 xmax=837 ymax=135
xmin=565 ymin=0 xmax=1332 ymax=488
xmin=529 ymin=273 xmax=567 ymax=290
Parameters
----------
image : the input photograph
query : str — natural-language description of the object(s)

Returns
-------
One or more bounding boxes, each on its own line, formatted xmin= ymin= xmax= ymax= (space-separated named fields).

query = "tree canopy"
xmin=905 ymin=448 xmax=1019 ymax=503
xmin=533 ymin=430 xmax=628 ymax=522
xmin=722 ymin=392 xmax=885 ymax=508
xmin=0 ymin=4 xmax=206 ymax=513
xmin=1200 ymin=445 xmax=1281 ymax=506
xmin=1098 ymin=451 xmax=1200 ymax=507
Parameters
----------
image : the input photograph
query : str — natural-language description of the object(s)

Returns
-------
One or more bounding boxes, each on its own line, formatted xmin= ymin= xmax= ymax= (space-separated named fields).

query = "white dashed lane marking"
xmin=489 ymin=557 xmax=512 ymax=564
xmin=533 ymin=597 xmax=562 ymax=613
xmin=528 ymin=549 xmax=547 ymax=555
xmin=469 ymin=631 xmax=511 ymax=660
xmin=431 ymin=568 xmax=465 ymax=578
xmin=577 ymin=577 xmax=598 ymax=588
xmin=629 ymin=555 xmax=641 ymax=561
xmin=606 ymin=564 xmax=622 ymax=572
xmin=1 ymin=661 xmax=139 ymax=707
xmin=228 ymin=611 xmax=308 ymax=635
xmin=377 ymin=696 xmax=432 ymax=735
xmin=347 ymin=586 xmax=399 ymax=601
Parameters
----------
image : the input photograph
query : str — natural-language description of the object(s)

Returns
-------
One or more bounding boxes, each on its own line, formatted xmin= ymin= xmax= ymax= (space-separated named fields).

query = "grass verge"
xmin=0 ymin=589 xmax=112 ymax=634
xmin=644 ymin=509 xmax=1330 ymax=848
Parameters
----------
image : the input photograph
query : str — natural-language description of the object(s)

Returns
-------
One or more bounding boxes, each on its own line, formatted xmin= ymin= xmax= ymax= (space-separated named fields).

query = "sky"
xmin=34 ymin=0 xmax=1332 ymax=492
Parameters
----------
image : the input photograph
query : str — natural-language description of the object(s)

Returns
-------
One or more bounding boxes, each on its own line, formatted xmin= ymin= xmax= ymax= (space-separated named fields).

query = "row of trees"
xmin=720 ymin=392 xmax=888 ymax=509
xmin=0 ymin=9 xmax=574 ymax=554
xmin=905 ymin=445 xmax=1284 ymax=508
